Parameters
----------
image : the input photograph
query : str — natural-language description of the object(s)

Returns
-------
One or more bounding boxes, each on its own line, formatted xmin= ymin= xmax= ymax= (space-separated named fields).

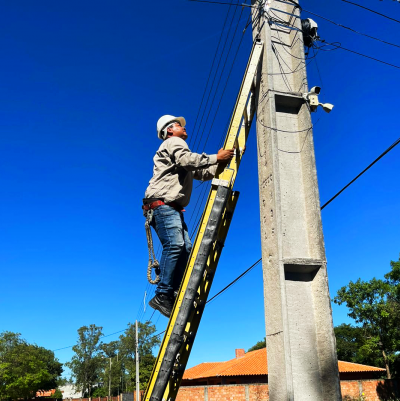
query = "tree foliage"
xmin=333 ymin=256 xmax=400 ymax=379
xmin=334 ymin=323 xmax=385 ymax=368
xmin=119 ymin=321 xmax=160 ymax=391
xmin=0 ymin=331 xmax=63 ymax=400
xmin=248 ymin=337 xmax=266 ymax=352
xmin=66 ymin=321 xmax=160 ymax=396
xmin=51 ymin=388 xmax=63 ymax=400
xmin=65 ymin=325 xmax=104 ymax=396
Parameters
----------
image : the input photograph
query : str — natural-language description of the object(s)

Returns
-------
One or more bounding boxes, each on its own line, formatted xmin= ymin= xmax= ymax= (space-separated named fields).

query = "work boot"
xmin=149 ymin=294 xmax=174 ymax=318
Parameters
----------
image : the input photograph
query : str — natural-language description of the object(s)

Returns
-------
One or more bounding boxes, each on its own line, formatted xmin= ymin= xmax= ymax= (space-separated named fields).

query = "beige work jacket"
xmin=145 ymin=137 xmax=218 ymax=207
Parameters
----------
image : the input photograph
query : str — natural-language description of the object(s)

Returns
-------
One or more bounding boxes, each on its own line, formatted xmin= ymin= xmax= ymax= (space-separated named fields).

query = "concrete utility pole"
xmin=109 ymin=357 xmax=112 ymax=398
xmin=135 ymin=320 xmax=140 ymax=401
xmin=251 ymin=1 xmax=342 ymax=400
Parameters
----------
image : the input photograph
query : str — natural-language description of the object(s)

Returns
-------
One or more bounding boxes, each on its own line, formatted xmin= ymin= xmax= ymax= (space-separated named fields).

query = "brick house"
xmin=181 ymin=348 xmax=386 ymax=385
xmin=174 ymin=348 xmax=395 ymax=401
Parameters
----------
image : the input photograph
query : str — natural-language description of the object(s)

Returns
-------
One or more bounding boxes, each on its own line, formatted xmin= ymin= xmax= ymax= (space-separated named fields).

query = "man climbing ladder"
xmin=143 ymin=114 xmax=234 ymax=317
xmin=143 ymin=41 xmax=263 ymax=401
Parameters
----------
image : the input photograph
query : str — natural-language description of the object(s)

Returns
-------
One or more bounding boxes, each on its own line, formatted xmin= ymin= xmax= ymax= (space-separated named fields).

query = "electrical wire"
xmin=188 ymin=0 xmax=235 ymax=148
xmin=200 ymin=11 xmax=251 ymax=151
xmin=140 ymin=5 xmax=247 ymax=320
xmin=54 ymin=130 xmax=400 ymax=351
xmin=52 ymin=328 xmax=127 ymax=352
xmin=136 ymin=0 xmax=243 ymax=325
xmin=206 ymin=258 xmax=262 ymax=304
xmin=190 ymin=183 xmax=211 ymax=238
xmin=314 ymin=39 xmax=400 ymax=69
xmin=188 ymin=0 xmax=252 ymax=5
xmin=340 ymin=0 xmax=400 ymax=24
xmin=313 ymin=47 xmax=324 ymax=91
xmin=146 ymin=257 xmax=262 ymax=341
xmin=333 ymin=43 xmax=400 ymax=69
xmin=191 ymin=2 xmax=241 ymax=151
xmin=194 ymin=5 xmax=245 ymax=152
xmin=303 ymin=9 xmax=400 ymax=49
xmin=189 ymin=2 xmax=238 ymax=149
xmin=58 ymin=0 xmax=400 ymax=355
xmin=321 ymin=137 xmax=400 ymax=210
xmin=139 ymin=0 xmax=251 ymax=326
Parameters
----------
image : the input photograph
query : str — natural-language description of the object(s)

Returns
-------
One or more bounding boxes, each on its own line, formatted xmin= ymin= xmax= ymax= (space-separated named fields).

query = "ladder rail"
xmin=165 ymin=191 xmax=240 ymax=400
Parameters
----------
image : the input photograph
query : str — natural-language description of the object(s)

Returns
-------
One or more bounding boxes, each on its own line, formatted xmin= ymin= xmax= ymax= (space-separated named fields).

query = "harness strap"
xmin=144 ymin=209 xmax=161 ymax=285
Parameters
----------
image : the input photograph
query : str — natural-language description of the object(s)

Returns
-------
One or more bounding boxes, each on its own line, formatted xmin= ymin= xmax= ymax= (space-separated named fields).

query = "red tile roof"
xmin=338 ymin=360 xmax=386 ymax=373
xmin=36 ymin=390 xmax=56 ymax=397
xmin=183 ymin=348 xmax=385 ymax=380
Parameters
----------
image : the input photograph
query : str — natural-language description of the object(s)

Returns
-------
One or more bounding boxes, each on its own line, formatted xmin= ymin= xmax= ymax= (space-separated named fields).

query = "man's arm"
xmin=193 ymin=148 xmax=235 ymax=181
xmin=193 ymin=165 xmax=218 ymax=181
xmin=167 ymin=137 xmax=217 ymax=171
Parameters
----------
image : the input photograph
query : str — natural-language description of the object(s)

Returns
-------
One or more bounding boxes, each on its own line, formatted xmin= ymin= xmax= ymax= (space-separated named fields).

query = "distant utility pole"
xmin=135 ymin=320 xmax=140 ymax=401
xmin=251 ymin=0 xmax=342 ymax=400
xmin=109 ymin=357 xmax=112 ymax=397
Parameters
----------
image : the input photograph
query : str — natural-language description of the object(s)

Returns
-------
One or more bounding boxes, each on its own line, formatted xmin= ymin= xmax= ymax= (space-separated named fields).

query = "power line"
xmin=191 ymin=1 xmax=241 ymax=151
xmin=142 ymin=136 xmax=400 ymax=345
xmin=136 ymin=4 xmax=240 ymax=326
xmin=304 ymin=9 xmax=400 ymax=49
xmin=321 ymin=136 xmax=400 ymax=210
xmin=200 ymin=12 xmax=252 ymax=151
xmin=188 ymin=1 xmax=234 ymax=148
xmin=54 ymin=129 xmax=400 ymax=352
xmin=188 ymin=0 xmax=252 ymax=6
xmin=313 ymin=40 xmax=400 ymax=70
xmin=55 ymin=0 xmax=400 ymax=354
xmin=193 ymin=4 xmax=244 ymax=152
xmin=340 ymin=0 xmax=400 ymax=24
xmin=147 ymin=257 xmax=262 ymax=340
xmin=189 ymin=0 xmax=400 ymax=29
xmin=53 ymin=257 xmax=260 ymax=351
xmin=206 ymin=258 xmax=262 ymax=303
xmin=139 ymin=0 xmax=248 ymax=327
xmin=52 ymin=329 xmax=127 ymax=352
xmin=327 ymin=42 xmax=400 ymax=70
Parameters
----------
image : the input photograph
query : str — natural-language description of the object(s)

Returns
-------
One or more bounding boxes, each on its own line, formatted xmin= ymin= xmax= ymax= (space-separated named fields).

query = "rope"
xmin=144 ymin=209 xmax=161 ymax=284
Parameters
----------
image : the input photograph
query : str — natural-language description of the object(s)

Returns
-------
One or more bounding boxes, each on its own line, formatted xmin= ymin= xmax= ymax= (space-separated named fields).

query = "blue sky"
xmin=1 ymin=0 xmax=399 ymax=378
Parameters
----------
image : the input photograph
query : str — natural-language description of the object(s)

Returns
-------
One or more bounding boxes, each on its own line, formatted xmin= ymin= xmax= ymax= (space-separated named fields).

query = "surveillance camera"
xmin=310 ymin=86 xmax=321 ymax=95
xmin=319 ymin=103 xmax=334 ymax=113
xmin=308 ymin=94 xmax=319 ymax=107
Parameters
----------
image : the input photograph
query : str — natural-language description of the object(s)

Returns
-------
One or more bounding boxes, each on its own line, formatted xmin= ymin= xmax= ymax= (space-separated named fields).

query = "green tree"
xmin=384 ymin=256 xmax=400 ymax=377
xmin=91 ymin=387 xmax=107 ymax=397
xmin=100 ymin=341 xmax=120 ymax=396
xmin=119 ymin=321 xmax=160 ymax=391
xmin=334 ymin=257 xmax=400 ymax=379
xmin=51 ymin=389 xmax=63 ymax=400
xmin=0 ymin=332 xmax=63 ymax=400
xmin=333 ymin=323 xmax=384 ymax=367
xmin=248 ymin=337 xmax=266 ymax=352
xmin=65 ymin=325 xmax=103 ymax=396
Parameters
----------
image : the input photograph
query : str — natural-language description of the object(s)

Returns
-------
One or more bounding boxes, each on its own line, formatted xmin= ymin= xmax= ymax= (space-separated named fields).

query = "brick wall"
xmin=64 ymin=395 xmax=138 ymax=401
xmin=60 ymin=381 xmax=399 ymax=401
xmin=177 ymin=384 xmax=268 ymax=401
xmin=175 ymin=380 xmax=400 ymax=401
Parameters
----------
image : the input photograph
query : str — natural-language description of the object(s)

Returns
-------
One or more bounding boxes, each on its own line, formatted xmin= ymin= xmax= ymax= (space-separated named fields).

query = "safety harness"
xmin=142 ymin=199 xmax=185 ymax=285
xmin=144 ymin=208 xmax=161 ymax=284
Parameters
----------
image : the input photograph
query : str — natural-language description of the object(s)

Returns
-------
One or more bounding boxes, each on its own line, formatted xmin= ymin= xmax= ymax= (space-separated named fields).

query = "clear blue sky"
xmin=1 ymin=0 xmax=399 ymax=378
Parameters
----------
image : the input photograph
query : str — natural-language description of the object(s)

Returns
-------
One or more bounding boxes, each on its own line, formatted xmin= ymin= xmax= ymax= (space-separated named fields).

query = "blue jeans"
xmin=151 ymin=205 xmax=192 ymax=297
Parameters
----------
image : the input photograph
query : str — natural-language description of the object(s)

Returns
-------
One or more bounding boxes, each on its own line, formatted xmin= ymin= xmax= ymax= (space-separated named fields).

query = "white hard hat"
xmin=157 ymin=115 xmax=186 ymax=140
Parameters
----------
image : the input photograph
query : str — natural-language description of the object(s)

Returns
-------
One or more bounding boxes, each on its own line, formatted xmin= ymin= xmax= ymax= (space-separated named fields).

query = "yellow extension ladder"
xmin=144 ymin=39 xmax=263 ymax=401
